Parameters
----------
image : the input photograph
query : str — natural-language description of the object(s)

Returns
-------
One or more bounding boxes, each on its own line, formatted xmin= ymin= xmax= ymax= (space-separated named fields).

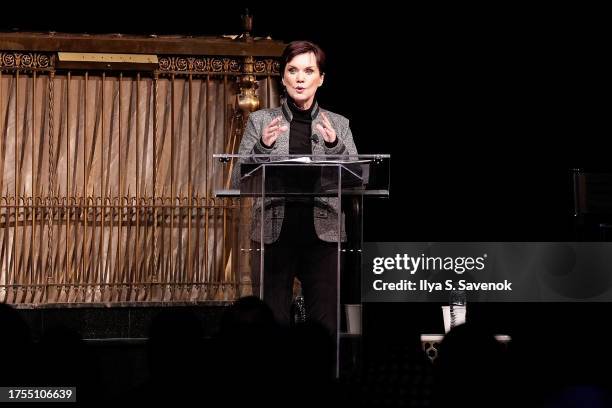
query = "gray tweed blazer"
xmin=234 ymin=99 xmax=358 ymax=243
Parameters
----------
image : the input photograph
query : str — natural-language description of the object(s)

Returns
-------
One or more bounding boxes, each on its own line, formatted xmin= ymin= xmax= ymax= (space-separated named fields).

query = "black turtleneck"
xmin=288 ymin=99 xmax=314 ymax=154
xmin=280 ymin=99 xmax=318 ymax=244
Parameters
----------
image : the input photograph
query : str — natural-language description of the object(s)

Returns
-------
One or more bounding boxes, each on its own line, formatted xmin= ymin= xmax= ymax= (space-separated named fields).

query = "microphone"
xmin=310 ymin=134 xmax=320 ymax=144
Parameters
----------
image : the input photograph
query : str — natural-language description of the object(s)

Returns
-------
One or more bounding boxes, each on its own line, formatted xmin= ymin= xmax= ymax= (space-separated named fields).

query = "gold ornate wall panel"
xmin=0 ymin=42 xmax=281 ymax=306
xmin=0 ymin=52 xmax=54 ymax=70
xmin=157 ymin=56 xmax=279 ymax=75
xmin=0 ymin=51 xmax=280 ymax=75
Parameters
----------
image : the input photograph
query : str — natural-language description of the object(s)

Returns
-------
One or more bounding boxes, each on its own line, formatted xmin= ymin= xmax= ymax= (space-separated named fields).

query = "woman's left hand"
xmin=316 ymin=112 xmax=336 ymax=144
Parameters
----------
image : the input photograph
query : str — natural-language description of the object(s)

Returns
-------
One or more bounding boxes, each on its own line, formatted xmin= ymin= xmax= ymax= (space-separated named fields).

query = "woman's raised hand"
xmin=262 ymin=116 xmax=288 ymax=147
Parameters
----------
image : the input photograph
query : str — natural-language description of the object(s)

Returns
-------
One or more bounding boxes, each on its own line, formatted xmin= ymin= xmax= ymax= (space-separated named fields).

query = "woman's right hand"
xmin=262 ymin=116 xmax=287 ymax=147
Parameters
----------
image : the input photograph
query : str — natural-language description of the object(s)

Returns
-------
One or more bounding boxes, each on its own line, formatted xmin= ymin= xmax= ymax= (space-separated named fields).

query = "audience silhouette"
xmin=4 ymin=299 xmax=612 ymax=407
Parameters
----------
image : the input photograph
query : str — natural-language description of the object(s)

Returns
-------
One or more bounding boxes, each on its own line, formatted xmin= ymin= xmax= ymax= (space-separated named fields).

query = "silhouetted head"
xmin=147 ymin=308 xmax=205 ymax=383
xmin=0 ymin=304 xmax=32 ymax=385
xmin=0 ymin=303 xmax=31 ymax=347
xmin=218 ymin=296 xmax=276 ymax=336
xmin=433 ymin=323 xmax=508 ymax=407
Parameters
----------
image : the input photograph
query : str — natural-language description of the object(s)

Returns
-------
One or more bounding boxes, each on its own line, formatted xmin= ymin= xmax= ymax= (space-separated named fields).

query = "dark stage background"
xmin=3 ymin=4 xmax=605 ymax=241
xmin=3 ymin=3 xmax=610 ymax=393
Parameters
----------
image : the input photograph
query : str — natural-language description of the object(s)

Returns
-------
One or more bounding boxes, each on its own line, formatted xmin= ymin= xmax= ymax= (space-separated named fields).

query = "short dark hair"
xmin=280 ymin=40 xmax=326 ymax=75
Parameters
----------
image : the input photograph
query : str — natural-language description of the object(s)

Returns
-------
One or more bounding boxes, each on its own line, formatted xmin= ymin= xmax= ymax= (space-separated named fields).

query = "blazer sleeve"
xmin=231 ymin=111 xmax=275 ymax=189
xmin=323 ymin=117 xmax=358 ymax=156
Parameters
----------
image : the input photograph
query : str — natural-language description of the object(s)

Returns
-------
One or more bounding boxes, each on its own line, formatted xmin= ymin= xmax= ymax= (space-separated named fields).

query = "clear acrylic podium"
xmin=214 ymin=154 xmax=390 ymax=376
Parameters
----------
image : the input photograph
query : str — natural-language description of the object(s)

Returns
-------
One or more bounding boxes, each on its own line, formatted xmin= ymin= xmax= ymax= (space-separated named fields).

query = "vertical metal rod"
xmin=235 ymin=197 xmax=240 ymax=292
xmin=152 ymin=73 xmax=158 ymax=287
xmin=336 ymin=165 xmax=342 ymax=378
xmin=83 ymin=72 xmax=88 ymax=286
xmin=223 ymin=75 xmax=228 ymax=151
xmin=0 ymin=71 xmax=2 ymax=172
xmin=195 ymin=195 xmax=201 ymax=285
xmin=89 ymin=192 xmax=95 ymax=296
xmin=170 ymin=74 xmax=175 ymax=288
xmin=66 ymin=72 xmax=70 ymax=287
xmin=46 ymin=70 xmax=56 ymax=300
xmin=100 ymin=73 xmax=106 ymax=288
xmin=19 ymin=74 xmax=26 ymax=292
xmin=0 ymin=70 xmax=3 ymax=197
xmin=110 ymin=197 xmax=115 ymax=295
xmin=0 ymin=70 xmax=3 ymax=288
xmin=118 ymin=73 xmax=123 ymax=290
xmin=188 ymin=74 xmax=193 ymax=284
xmin=136 ymin=73 xmax=140 ymax=289
xmin=0 ymin=70 xmax=2 ymax=195
xmin=222 ymin=76 xmax=228 ymax=290
xmin=161 ymin=195 xmax=166 ymax=289
xmin=31 ymin=71 xmax=36 ymax=291
xmin=259 ymin=167 xmax=264 ymax=299
xmin=212 ymin=198 xmax=217 ymax=290
xmin=223 ymin=197 xmax=227 ymax=290
xmin=13 ymin=71 xmax=19 ymax=292
xmin=204 ymin=75 xmax=210 ymax=283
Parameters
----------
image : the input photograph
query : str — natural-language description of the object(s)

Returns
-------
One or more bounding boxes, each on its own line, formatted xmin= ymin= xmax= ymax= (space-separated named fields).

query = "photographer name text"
xmin=372 ymin=279 xmax=512 ymax=292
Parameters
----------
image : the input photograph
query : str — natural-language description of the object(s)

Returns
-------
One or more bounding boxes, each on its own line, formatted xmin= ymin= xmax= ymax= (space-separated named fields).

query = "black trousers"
xmin=252 ymin=201 xmax=339 ymax=336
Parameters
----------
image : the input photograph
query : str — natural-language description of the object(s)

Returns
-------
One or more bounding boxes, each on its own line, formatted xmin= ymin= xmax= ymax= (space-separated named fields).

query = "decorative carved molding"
xmin=0 ymin=52 xmax=54 ymax=70
xmin=254 ymin=59 xmax=280 ymax=75
xmin=0 ymin=52 xmax=280 ymax=75
xmin=158 ymin=56 xmax=279 ymax=75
